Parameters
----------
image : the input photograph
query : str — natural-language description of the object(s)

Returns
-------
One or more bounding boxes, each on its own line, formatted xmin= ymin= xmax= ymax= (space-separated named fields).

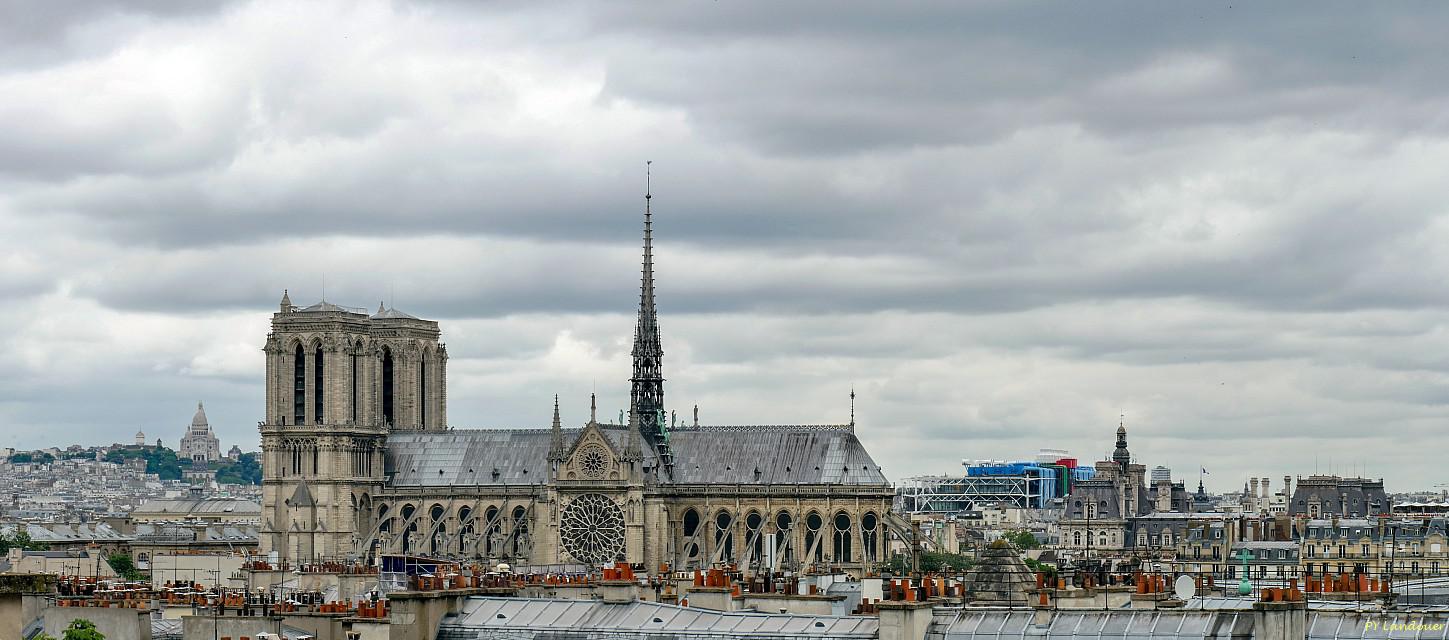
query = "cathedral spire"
xmin=548 ymin=395 xmax=564 ymax=462
xmin=630 ymin=161 xmax=672 ymax=473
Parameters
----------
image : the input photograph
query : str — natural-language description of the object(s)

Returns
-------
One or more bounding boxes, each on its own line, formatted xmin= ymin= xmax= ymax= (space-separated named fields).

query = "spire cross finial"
xmin=850 ymin=387 xmax=856 ymax=426
xmin=646 ymin=160 xmax=652 ymax=201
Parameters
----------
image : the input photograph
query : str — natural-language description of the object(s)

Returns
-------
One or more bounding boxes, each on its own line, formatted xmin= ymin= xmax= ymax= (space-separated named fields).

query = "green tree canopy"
xmin=215 ymin=453 xmax=261 ymax=485
xmin=1002 ymin=530 xmax=1040 ymax=550
xmin=1024 ymin=556 xmax=1057 ymax=578
xmin=8 ymin=452 xmax=54 ymax=464
xmin=63 ymin=619 xmax=105 ymax=640
xmin=106 ymin=554 xmax=146 ymax=582
xmin=0 ymin=529 xmax=49 ymax=554
xmin=103 ymin=446 xmax=182 ymax=480
xmin=885 ymin=551 xmax=976 ymax=574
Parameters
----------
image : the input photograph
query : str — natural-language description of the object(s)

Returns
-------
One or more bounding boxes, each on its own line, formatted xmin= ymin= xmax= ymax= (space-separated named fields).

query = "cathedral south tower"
xmin=259 ymin=293 xmax=447 ymax=562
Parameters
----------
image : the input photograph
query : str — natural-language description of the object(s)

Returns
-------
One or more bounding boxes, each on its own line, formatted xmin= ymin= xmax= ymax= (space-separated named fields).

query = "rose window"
xmin=560 ymin=493 xmax=626 ymax=564
xmin=579 ymin=444 xmax=609 ymax=479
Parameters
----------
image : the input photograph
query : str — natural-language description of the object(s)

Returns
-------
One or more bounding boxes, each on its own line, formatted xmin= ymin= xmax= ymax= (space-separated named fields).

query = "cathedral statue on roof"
xmin=258 ymin=177 xmax=894 ymax=576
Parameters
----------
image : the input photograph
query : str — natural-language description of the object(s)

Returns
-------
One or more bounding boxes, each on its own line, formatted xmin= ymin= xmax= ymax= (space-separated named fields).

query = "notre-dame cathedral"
xmin=259 ymin=188 xmax=894 ymax=576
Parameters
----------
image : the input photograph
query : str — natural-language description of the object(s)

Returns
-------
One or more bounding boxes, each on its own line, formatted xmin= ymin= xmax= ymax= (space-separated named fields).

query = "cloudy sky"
xmin=3 ymin=1 xmax=1448 ymax=492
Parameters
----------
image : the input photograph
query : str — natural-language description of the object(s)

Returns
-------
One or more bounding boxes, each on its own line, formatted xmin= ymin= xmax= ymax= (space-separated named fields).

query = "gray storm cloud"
xmin=0 ymin=0 xmax=1446 ymax=489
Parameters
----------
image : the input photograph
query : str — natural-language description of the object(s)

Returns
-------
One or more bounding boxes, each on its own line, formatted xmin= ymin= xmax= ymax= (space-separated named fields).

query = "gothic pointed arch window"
xmin=714 ymin=510 xmax=735 ymax=562
xmin=776 ymin=512 xmax=795 ymax=565
xmin=314 ymin=344 xmax=324 ymax=424
xmin=381 ymin=347 xmax=395 ymax=426
xmin=511 ymin=506 xmax=529 ymax=558
xmin=429 ymin=504 xmax=446 ymax=555
xmin=745 ymin=511 xmax=764 ymax=567
xmin=862 ymin=512 xmax=879 ymax=563
xmin=682 ymin=508 xmax=702 ymax=563
xmin=356 ymin=494 xmax=372 ymax=535
xmin=458 ymin=505 xmax=473 ymax=539
xmin=377 ymin=504 xmax=391 ymax=534
xmin=484 ymin=506 xmax=501 ymax=557
xmin=833 ymin=512 xmax=853 ymax=563
xmin=420 ymin=349 xmax=428 ymax=427
xmin=399 ymin=504 xmax=417 ymax=553
xmin=293 ymin=344 xmax=306 ymax=425
xmin=351 ymin=341 xmax=360 ymax=424
xmin=805 ymin=512 xmax=824 ymax=563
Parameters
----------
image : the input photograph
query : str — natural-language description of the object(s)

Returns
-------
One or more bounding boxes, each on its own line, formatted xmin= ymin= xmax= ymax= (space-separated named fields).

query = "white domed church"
xmin=180 ymin=402 xmax=222 ymax=463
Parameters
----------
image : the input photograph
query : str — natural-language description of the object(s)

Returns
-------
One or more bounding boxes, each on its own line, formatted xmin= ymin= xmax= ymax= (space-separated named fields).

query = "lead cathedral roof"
xmin=384 ymin=423 xmax=887 ymax=487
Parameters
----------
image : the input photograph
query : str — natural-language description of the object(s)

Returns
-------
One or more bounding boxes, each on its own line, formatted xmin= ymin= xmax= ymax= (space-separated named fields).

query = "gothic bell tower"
xmin=259 ymin=292 xmax=446 ymax=562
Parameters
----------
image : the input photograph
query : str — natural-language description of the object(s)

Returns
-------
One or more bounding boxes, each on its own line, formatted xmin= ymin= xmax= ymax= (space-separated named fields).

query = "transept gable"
xmin=561 ymin=423 xmax=621 ymax=481
xmin=563 ymin=422 xmax=620 ymax=461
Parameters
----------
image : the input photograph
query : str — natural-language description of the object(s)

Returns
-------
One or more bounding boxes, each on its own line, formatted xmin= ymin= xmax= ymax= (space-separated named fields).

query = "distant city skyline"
xmin=3 ymin=2 xmax=1449 ymax=489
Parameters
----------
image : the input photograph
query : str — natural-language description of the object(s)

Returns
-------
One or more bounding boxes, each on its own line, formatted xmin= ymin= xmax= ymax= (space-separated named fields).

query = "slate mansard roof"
xmin=385 ymin=423 xmax=888 ymax=487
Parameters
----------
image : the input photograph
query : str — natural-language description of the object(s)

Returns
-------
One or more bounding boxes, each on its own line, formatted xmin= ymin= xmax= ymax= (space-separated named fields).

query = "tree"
xmin=1024 ymin=556 xmax=1057 ymax=579
xmin=62 ymin=619 xmax=105 ymax=640
xmin=0 ymin=529 xmax=49 ymax=554
xmin=215 ymin=453 xmax=262 ymax=485
xmin=106 ymin=554 xmax=146 ymax=582
xmin=103 ymin=446 xmax=181 ymax=480
xmin=8 ymin=452 xmax=51 ymax=464
xmin=884 ymin=550 xmax=976 ymax=574
xmin=1002 ymin=530 xmax=1039 ymax=550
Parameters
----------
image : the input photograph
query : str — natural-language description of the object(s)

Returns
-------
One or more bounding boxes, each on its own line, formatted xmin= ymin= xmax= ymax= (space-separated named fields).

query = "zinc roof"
xmin=927 ymin=609 xmax=1254 ymax=640
xmin=132 ymin=497 xmax=261 ymax=517
xmin=439 ymin=596 xmax=879 ymax=638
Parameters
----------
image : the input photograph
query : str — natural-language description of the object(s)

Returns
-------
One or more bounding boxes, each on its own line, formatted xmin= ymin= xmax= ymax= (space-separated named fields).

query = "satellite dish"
xmin=1174 ymin=575 xmax=1197 ymax=600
